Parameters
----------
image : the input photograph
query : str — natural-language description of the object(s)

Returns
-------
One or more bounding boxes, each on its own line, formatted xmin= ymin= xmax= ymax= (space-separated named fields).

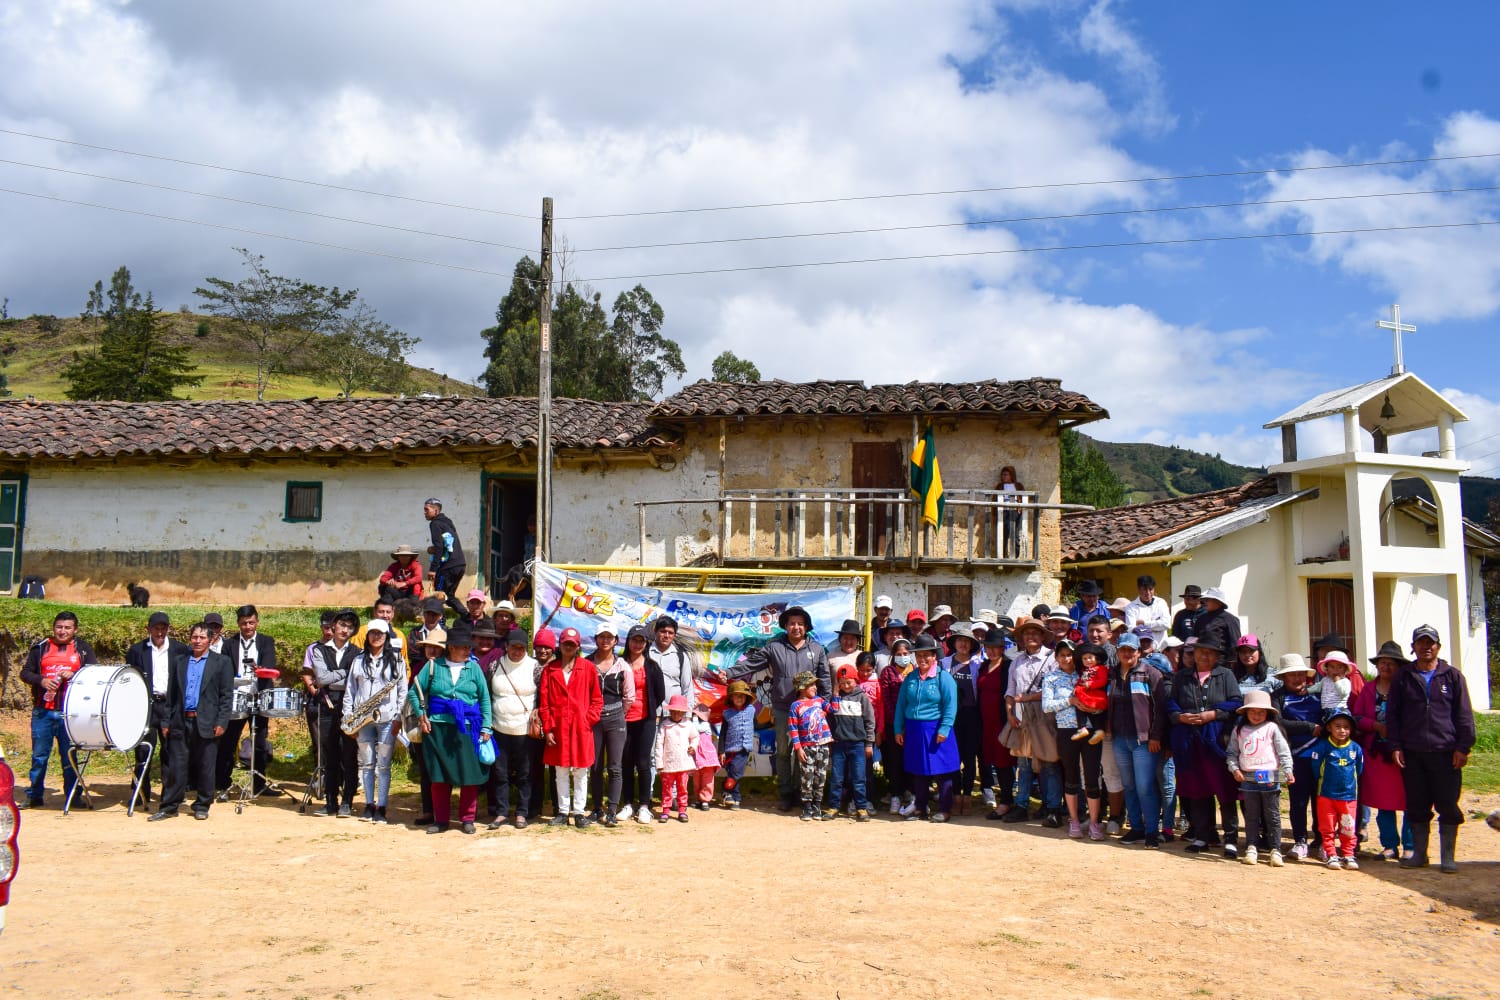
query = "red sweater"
xmin=1074 ymin=662 xmax=1109 ymax=714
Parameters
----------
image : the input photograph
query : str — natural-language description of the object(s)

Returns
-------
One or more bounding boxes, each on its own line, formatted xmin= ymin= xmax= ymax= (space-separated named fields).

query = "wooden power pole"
xmin=537 ymin=196 xmax=554 ymax=562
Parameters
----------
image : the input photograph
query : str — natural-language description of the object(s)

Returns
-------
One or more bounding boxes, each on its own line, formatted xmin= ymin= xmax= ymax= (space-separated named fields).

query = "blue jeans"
xmin=1015 ymin=758 xmax=1063 ymax=812
xmin=828 ymin=740 xmax=869 ymax=810
xmin=1157 ymin=755 xmax=1178 ymax=832
xmin=356 ymin=721 xmax=395 ymax=807
xmin=1113 ymin=736 xmax=1162 ymax=836
xmin=29 ymin=707 xmax=77 ymax=802
xmin=1376 ymin=809 xmax=1414 ymax=852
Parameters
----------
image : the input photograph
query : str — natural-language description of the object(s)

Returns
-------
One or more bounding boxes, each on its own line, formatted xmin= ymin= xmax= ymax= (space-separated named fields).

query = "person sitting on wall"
xmin=378 ymin=545 xmax=425 ymax=603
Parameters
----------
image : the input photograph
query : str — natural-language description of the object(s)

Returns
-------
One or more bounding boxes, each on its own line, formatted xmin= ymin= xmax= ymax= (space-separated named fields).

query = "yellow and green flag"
xmin=909 ymin=423 xmax=945 ymax=528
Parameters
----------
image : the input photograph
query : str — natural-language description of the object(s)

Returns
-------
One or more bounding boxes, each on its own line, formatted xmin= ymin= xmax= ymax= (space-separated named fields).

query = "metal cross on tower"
xmin=1376 ymin=304 xmax=1416 ymax=376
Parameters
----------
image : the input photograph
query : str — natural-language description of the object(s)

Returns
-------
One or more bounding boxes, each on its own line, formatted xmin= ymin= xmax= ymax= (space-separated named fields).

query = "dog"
xmin=127 ymin=581 xmax=151 ymax=608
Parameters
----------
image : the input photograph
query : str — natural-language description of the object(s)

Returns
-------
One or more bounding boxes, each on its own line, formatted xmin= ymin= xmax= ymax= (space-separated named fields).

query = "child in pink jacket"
xmin=654 ymin=694 xmax=697 ymax=822
xmin=690 ymin=703 xmax=721 ymax=810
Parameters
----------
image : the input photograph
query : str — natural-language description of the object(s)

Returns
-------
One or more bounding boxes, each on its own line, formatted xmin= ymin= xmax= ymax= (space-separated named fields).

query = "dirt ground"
xmin=4 ymin=761 xmax=1500 ymax=1000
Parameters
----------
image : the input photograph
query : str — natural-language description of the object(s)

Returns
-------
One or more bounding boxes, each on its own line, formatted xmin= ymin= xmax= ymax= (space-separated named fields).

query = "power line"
xmin=569 ymin=184 xmax=1500 ymax=254
xmin=0 ymin=186 xmax=512 ymax=278
xmin=0 ymin=157 xmax=532 ymax=252
xmin=570 ymin=217 xmax=1500 ymax=284
xmin=557 ymin=151 xmax=1500 ymax=220
xmin=0 ymin=126 xmax=536 ymax=220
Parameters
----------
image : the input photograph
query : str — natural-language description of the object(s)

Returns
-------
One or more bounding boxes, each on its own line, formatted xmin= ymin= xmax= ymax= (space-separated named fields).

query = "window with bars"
xmin=284 ymin=481 xmax=323 ymax=522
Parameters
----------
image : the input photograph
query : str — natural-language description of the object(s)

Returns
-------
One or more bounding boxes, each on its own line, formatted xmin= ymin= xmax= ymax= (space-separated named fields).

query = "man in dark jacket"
xmin=151 ymin=621 xmax=235 ymax=821
xmin=424 ymin=498 xmax=467 ymax=618
xmin=1388 ymin=625 xmax=1475 ymax=873
xmin=719 ymin=606 xmax=830 ymax=811
xmin=18 ymin=610 xmax=98 ymax=808
xmin=1190 ymin=587 xmax=1241 ymax=673
xmin=126 ymin=611 xmax=189 ymax=805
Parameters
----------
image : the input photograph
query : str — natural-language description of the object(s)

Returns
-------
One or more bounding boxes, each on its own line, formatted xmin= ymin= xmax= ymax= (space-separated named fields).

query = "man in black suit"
xmin=150 ymin=622 xmax=234 ymax=821
xmin=126 ymin=611 xmax=188 ymax=805
xmin=216 ymin=604 xmax=281 ymax=798
xmin=312 ymin=608 xmax=361 ymax=817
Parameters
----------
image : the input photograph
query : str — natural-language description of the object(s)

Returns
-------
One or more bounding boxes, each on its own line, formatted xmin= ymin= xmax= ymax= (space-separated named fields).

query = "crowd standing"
xmin=14 ymin=544 xmax=1483 ymax=874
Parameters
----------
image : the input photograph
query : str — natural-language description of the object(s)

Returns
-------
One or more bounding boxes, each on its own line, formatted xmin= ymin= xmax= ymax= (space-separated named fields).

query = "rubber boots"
xmin=1399 ymin=824 xmax=1430 ymax=868
xmin=1439 ymin=824 xmax=1458 ymax=874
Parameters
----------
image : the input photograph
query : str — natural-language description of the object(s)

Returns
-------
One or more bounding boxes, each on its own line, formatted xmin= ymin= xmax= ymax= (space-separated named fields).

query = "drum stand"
xmin=298 ymin=699 xmax=326 ymax=814
xmin=228 ymin=703 xmax=282 ymax=814
xmin=63 ymin=740 xmax=152 ymax=817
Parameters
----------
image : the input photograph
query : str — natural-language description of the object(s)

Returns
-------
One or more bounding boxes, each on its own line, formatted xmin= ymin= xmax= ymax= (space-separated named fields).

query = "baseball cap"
xmin=1132 ymin=623 xmax=1154 ymax=639
xmin=465 ymin=589 xmax=488 ymax=604
xmin=148 ymin=611 xmax=170 ymax=627
xmin=421 ymin=597 xmax=445 ymax=614
xmin=506 ymin=629 xmax=529 ymax=647
xmin=203 ymin=612 xmax=224 ymax=626
xmin=559 ymin=627 xmax=583 ymax=646
xmin=1117 ymin=632 xmax=1141 ymax=650
xmin=874 ymin=594 xmax=894 ymax=610
xmin=1411 ymin=624 xmax=1441 ymax=645
xmin=835 ymin=664 xmax=859 ymax=684
xmin=906 ymin=609 xmax=928 ymax=624
xmin=365 ymin=618 xmax=390 ymax=634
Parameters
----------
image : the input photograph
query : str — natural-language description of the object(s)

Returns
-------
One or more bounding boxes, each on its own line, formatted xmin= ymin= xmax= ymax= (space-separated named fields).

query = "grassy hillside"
xmin=0 ymin=310 xmax=483 ymax=401
xmin=1080 ymin=434 xmax=1266 ymax=502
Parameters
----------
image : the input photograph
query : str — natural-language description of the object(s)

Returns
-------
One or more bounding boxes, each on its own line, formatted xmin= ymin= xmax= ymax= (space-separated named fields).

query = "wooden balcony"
xmin=639 ymin=488 xmax=1065 ymax=568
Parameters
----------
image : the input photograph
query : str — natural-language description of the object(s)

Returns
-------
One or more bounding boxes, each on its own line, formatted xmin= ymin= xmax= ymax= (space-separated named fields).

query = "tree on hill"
xmin=62 ymin=266 xmax=202 ymax=402
xmin=312 ymin=300 xmax=420 ymax=397
xmin=711 ymin=350 xmax=760 ymax=383
xmin=480 ymin=257 xmax=682 ymax=400
xmin=196 ymin=248 xmax=356 ymax=401
xmin=1060 ymin=428 xmax=1128 ymax=509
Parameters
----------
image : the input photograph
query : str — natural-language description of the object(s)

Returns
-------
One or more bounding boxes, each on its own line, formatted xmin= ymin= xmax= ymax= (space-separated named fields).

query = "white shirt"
xmin=234 ymin=633 xmax=261 ymax=679
xmin=149 ymin=638 xmax=171 ymax=696
xmin=1123 ymin=597 xmax=1172 ymax=646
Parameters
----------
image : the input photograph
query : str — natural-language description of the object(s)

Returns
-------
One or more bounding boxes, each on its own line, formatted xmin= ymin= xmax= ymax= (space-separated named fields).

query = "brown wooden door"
xmin=853 ymin=442 xmax=904 ymax=557
xmin=1307 ymin=579 xmax=1355 ymax=653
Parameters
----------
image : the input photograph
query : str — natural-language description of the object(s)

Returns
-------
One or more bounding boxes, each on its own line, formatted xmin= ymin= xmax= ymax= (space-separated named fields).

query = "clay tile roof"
xmin=652 ymin=378 xmax=1106 ymax=422
xmin=0 ymin=397 xmax=672 ymax=460
xmin=1061 ymin=476 xmax=1280 ymax=562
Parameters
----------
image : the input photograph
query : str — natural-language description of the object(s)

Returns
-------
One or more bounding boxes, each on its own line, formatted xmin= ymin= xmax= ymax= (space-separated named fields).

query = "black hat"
xmin=982 ymin=629 xmax=1007 ymax=647
xmin=506 ymin=629 xmax=529 ymax=646
xmin=470 ymin=622 xmax=499 ymax=639
xmin=421 ymin=597 xmax=445 ymax=614
xmin=1192 ymin=635 xmax=1225 ymax=652
xmin=995 ymin=615 xmax=1015 ymax=633
xmin=778 ymin=606 xmax=812 ymax=630
xmin=147 ymin=611 xmax=171 ymax=627
xmin=1368 ymin=640 xmax=1410 ymax=668
xmin=1076 ymin=643 xmax=1108 ymax=663
xmin=1077 ymin=580 xmax=1101 ymax=596
xmin=445 ymin=622 xmax=473 ymax=647
xmin=837 ymin=618 xmax=863 ymax=638
xmin=1180 ymin=585 xmax=1202 ymax=598
xmin=627 ymin=624 xmax=652 ymax=642
xmin=1312 ymin=631 xmax=1347 ymax=654
xmin=912 ymin=633 xmax=940 ymax=652
xmin=203 ymin=612 xmax=224 ymax=626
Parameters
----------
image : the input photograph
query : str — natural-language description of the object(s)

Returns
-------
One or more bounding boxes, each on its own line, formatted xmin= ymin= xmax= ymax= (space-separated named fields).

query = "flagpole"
xmin=911 ymin=415 xmax=920 ymax=569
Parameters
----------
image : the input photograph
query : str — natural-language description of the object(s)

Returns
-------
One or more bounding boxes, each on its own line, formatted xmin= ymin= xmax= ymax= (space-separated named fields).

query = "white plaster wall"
xmin=870 ymin=568 xmax=1054 ymax=621
xmin=550 ymin=450 xmax=715 ymax=567
xmin=1393 ymin=569 xmax=1492 ymax=710
xmin=1167 ymin=518 xmax=1291 ymax=652
xmin=25 ymin=463 xmax=477 ymax=554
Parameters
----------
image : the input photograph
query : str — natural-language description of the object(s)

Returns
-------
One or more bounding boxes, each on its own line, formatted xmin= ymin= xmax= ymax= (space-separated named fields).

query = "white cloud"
xmin=1075 ymin=0 xmax=1175 ymax=136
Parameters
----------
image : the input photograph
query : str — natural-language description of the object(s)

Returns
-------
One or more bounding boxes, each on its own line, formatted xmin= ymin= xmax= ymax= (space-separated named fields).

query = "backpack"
xmin=18 ymin=575 xmax=44 ymax=599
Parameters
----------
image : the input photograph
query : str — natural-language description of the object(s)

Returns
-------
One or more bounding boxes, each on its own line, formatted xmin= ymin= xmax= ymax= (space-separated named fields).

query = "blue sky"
xmin=2 ymin=1 xmax=1498 ymax=470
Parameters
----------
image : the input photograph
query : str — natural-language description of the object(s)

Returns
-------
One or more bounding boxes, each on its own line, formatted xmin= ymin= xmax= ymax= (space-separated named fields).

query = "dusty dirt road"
xmin=4 ymin=770 xmax=1499 ymax=1000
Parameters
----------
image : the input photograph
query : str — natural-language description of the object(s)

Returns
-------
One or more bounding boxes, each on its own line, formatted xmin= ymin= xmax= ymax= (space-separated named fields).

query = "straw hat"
xmin=1274 ymin=653 xmax=1314 ymax=677
xmin=1236 ymin=689 xmax=1279 ymax=718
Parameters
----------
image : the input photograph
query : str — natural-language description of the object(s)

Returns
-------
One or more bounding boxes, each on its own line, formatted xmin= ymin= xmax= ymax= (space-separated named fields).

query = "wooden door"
xmin=1307 ymin=579 xmax=1355 ymax=653
xmin=852 ymin=442 xmax=904 ymax=557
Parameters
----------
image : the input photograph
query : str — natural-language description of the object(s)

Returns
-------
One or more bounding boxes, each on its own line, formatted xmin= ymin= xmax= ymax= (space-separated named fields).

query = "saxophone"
xmin=342 ymin=677 xmax=399 ymax=735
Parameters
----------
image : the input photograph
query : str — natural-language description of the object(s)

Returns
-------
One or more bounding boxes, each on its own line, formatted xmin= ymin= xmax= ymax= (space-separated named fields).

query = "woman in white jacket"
xmin=342 ymin=619 xmax=408 ymax=824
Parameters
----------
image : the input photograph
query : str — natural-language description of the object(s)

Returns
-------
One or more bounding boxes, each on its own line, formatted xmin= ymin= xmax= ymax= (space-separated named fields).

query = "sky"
xmin=3 ymin=1 xmax=1500 ymax=471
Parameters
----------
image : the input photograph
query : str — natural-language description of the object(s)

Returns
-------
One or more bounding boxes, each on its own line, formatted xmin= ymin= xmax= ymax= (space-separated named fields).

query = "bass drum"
xmin=63 ymin=664 xmax=150 ymax=751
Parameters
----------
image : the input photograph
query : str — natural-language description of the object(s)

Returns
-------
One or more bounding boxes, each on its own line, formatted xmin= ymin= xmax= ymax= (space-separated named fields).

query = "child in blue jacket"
xmin=1309 ymin=706 xmax=1365 ymax=870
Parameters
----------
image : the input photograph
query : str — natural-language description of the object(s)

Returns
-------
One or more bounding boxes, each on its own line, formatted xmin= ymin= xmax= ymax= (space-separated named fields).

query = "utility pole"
xmin=537 ymin=196 xmax=554 ymax=562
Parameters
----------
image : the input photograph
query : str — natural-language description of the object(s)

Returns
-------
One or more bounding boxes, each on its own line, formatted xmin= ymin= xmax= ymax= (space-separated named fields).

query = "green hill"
xmin=0 ymin=310 xmax=483 ymax=401
xmin=1080 ymin=434 xmax=1266 ymax=502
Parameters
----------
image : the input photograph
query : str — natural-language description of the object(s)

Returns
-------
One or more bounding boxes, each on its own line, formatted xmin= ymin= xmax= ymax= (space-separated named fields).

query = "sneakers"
xmin=549 ymin=814 xmax=571 ymax=827
xmin=930 ymin=813 xmax=949 ymax=823
xmin=1105 ymin=819 xmax=1122 ymax=836
xmin=1088 ymin=822 xmax=1105 ymax=841
xmin=1001 ymin=808 xmax=1030 ymax=824
xmin=898 ymin=799 xmax=918 ymax=818
xmin=695 ymin=802 xmax=711 ymax=811
xmin=821 ymin=807 xmax=840 ymax=821
xmin=1291 ymin=841 xmax=1309 ymax=861
xmin=574 ymin=813 xmax=594 ymax=829
xmin=1144 ymin=835 xmax=1160 ymax=849
xmin=1343 ymin=856 xmax=1359 ymax=870
xmin=799 ymin=805 xmax=814 ymax=822
xmin=361 ymin=805 xmax=375 ymax=822
xmin=724 ymin=799 xmax=741 ymax=810
xmin=636 ymin=809 xmax=654 ymax=825
xmin=1041 ymin=812 xmax=1062 ymax=829
xmin=1185 ymin=840 xmax=1207 ymax=853
xmin=337 ymin=804 xmax=352 ymax=819
xmin=981 ymin=788 xmax=996 ymax=808
xmin=889 ymin=796 xmax=902 ymax=815
xmin=1242 ymin=846 xmax=1258 ymax=866
xmin=373 ymin=807 xmax=389 ymax=825
xmin=617 ymin=804 xmax=634 ymax=822
xmin=1223 ymin=843 xmax=1239 ymax=860
xmin=1161 ymin=828 xmax=1176 ymax=843
xmin=1326 ymin=856 xmax=1343 ymax=870
xmin=854 ymin=809 xmax=870 ymax=823
xmin=1068 ymin=819 xmax=1084 ymax=838
xmin=1268 ymin=850 xmax=1284 ymax=867
xmin=1120 ymin=829 xmax=1145 ymax=844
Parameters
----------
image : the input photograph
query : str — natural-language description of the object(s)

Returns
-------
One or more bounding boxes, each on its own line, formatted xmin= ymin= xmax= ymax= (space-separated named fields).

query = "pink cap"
xmin=466 ymin=589 xmax=488 ymax=603
xmin=666 ymin=694 xmax=689 ymax=713
xmin=1236 ymin=633 xmax=1259 ymax=648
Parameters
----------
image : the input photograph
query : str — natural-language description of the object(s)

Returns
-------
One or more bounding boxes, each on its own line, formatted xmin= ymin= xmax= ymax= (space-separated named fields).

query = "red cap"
xmin=559 ymin=627 xmax=583 ymax=646
xmin=906 ymin=609 xmax=928 ymax=623
xmin=533 ymin=628 xmax=557 ymax=649
xmin=835 ymin=664 xmax=858 ymax=684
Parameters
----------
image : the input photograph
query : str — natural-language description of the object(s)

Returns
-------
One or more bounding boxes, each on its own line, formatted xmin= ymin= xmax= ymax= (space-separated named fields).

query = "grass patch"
xmin=981 ymin=932 xmax=1033 ymax=948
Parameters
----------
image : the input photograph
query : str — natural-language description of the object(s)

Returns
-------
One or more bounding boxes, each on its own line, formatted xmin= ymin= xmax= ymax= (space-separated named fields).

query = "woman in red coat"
xmin=538 ymin=627 xmax=603 ymax=827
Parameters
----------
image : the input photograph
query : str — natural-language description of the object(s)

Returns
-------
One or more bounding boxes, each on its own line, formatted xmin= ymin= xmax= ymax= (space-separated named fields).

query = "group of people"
xmin=13 ymin=571 xmax=1481 ymax=874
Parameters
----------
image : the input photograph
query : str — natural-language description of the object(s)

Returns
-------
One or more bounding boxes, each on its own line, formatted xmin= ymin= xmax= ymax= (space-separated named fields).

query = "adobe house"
xmin=0 ymin=377 xmax=1105 ymax=616
xmin=1061 ymin=369 xmax=1494 ymax=710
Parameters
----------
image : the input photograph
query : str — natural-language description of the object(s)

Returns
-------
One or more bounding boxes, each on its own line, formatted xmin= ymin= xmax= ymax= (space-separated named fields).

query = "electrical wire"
xmin=556 ymin=152 xmax=1500 ymax=220
xmin=569 ymin=218 xmax=1500 ymax=284
xmin=0 ymin=186 xmax=512 ymax=278
xmin=0 ymin=126 xmax=537 ymax=220
xmin=568 ymin=184 xmax=1500 ymax=254
xmin=0 ymin=157 xmax=532 ymax=252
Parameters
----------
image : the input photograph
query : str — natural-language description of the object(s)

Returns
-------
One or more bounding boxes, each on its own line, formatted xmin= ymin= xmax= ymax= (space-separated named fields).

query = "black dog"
xmin=127 ymin=581 xmax=151 ymax=608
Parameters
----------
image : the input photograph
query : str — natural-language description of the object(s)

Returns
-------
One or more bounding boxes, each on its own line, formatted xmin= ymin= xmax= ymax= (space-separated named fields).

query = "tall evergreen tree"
xmin=1060 ymin=428 xmax=1128 ymax=509
xmin=63 ymin=266 xmax=202 ymax=401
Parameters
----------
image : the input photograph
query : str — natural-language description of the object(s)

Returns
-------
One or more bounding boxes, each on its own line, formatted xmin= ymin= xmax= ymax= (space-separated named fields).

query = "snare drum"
xmin=229 ymin=683 xmax=256 ymax=721
xmin=257 ymin=687 xmax=306 ymax=719
xmin=63 ymin=664 xmax=150 ymax=751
